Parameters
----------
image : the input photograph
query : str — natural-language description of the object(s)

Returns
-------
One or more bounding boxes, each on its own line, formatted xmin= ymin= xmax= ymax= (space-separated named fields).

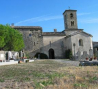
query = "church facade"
xmin=12 ymin=9 xmax=93 ymax=59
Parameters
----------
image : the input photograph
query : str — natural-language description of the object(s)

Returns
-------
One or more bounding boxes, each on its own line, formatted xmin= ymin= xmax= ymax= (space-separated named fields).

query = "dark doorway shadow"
xmin=6 ymin=52 xmax=8 ymax=60
xmin=49 ymin=49 xmax=55 ymax=59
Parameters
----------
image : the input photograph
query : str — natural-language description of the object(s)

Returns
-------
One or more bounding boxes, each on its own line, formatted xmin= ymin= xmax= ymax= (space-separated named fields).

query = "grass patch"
xmin=35 ymin=80 xmax=53 ymax=89
xmin=0 ymin=60 xmax=98 ymax=89
xmin=19 ymin=77 xmax=31 ymax=82
xmin=74 ymin=83 xmax=87 ymax=88
xmin=34 ymin=72 xmax=65 ymax=88
xmin=0 ymin=79 xmax=5 ymax=82
xmin=47 ymin=72 xmax=65 ymax=80
xmin=89 ymin=76 xmax=98 ymax=83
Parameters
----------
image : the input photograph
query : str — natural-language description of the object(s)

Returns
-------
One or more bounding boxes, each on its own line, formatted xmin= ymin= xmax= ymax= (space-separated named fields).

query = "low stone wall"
xmin=0 ymin=61 xmax=18 ymax=66
xmin=0 ymin=51 xmax=7 ymax=61
xmin=0 ymin=51 xmax=24 ymax=61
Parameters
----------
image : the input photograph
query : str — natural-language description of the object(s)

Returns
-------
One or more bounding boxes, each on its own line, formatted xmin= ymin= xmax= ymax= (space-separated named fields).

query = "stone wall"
xmin=15 ymin=28 xmax=43 ymax=57
xmin=0 ymin=51 xmax=20 ymax=61
xmin=0 ymin=51 xmax=6 ymax=60
xmin=64 ymin=36 xmax=72 ymax=50
xmin=65 ymin=29 xmax=83 ymax=36
xmin=63 ymin=10 xmax=78 ymax=29
xmin=71 ymin=32 xmax=93 ymax=58
xmin=42 ymin=36 xmax=66 ymax=58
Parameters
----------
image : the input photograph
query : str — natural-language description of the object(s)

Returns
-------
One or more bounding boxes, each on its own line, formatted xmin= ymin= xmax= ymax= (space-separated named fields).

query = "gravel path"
xmin=54 ymin=59 xmax=79 ymax=66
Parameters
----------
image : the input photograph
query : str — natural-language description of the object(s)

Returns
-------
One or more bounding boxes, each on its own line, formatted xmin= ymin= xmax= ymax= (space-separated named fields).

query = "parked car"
xmin=79 ymin=61 xmax=98 ymax=66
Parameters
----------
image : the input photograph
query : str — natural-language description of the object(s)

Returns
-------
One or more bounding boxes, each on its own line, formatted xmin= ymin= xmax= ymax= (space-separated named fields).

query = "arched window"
xmin=71 ymin=21 xmax=74 ymax=26
xmin=79 ymin=39 xmax=83 ymax=46
xmin=70 ymin=13 xmax=73 ymax=18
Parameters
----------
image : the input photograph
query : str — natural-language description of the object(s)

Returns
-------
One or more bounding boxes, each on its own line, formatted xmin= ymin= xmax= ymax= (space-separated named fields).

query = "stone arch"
xmin=71 ymin=21 xmax=74 ymax=26
xmin=70 ymin=13 xmax=73 ymax=18
xmin=49 ymin=48 xmax=55 ymax=59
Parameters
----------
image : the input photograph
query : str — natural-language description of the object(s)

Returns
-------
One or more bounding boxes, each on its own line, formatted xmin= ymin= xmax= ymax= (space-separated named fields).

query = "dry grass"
xmin=0 ymin=60 xmax=98 ymax=89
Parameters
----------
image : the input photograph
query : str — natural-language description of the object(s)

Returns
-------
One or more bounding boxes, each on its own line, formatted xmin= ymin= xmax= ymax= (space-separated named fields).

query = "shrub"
xmin=34 ymin=52 xmax=48 ymax=59
xmin=25 ymin=60 xmax=29 ymax=63
xmin=0 ymin=79 xmax=5 ymax=82
xmin=65 ymin=49 xmax=72 ymax=59
xmin=25 ymin=53 xmax=30 ymax=59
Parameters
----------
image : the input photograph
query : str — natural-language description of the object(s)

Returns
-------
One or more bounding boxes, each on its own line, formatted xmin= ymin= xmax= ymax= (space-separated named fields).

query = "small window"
xmin=29 ymin=34 xmax=32 ymax=36
xmin=34 ymin=42 xmax=35 ymax=46
xmin=79 ymin=39 xmax=83 ymax=46
xmin=71 ymin=21 xmax=74 ymax=26
xmin=70 ymin=13 xmax=73 ymax=18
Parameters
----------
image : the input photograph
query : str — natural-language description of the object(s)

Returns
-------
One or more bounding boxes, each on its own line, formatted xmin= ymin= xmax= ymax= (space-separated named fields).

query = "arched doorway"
xmin=49 ymin=49 xmax=55 ymax=59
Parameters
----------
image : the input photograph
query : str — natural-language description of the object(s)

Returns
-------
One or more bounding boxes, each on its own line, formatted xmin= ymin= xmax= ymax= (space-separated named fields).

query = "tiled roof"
xmin=94 ymin=45 xmax=98 ymax=48
xmin=42 ymin=32 xmax=65 ymax=36
xmin=11 ymin=26 xmax=42 ymax=29
xmin=82 ymin=32 xmax=93 ymax=37
xmin=63 ymin=9 xmax=77 ymax=14
xmin=65 ymin=31 xmax=92 ymax=39
xmin=64 ymin=29 xmax=83 ymax=31
xmin=93 ymin=41 xmax=98 ymax=43
xmin=93 ymin=41 xmax=98 ymax=48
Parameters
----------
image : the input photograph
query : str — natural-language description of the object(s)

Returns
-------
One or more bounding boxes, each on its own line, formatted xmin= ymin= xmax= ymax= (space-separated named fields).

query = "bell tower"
xmin=63 ymin=10 xmax=78 ymax=30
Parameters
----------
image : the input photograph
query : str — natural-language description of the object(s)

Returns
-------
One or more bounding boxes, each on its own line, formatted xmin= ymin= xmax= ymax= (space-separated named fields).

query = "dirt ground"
xmin=0 ymin=60 xmax=98 ymax=89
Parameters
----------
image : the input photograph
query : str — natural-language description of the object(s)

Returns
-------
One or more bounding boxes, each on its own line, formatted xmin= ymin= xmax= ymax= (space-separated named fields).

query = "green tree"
xmin=65 ymin=49 xmax=72 ymax=59
xmin=0 ymin=24 xmax=24 ymax=51
xmin=0 ymin=25 xmax=8 ymax=49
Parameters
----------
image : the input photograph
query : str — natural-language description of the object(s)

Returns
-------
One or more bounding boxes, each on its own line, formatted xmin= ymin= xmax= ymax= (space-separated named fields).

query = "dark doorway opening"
xmin=6 ymin=52 xmax=8 ymax=60
xmin=49 ymin=49 xmax=55 ymax=59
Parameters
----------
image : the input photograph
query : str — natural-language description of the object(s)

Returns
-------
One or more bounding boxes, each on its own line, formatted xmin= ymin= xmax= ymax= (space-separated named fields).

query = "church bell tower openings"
xmin=63 ymin=10 xmax=78 ymax=30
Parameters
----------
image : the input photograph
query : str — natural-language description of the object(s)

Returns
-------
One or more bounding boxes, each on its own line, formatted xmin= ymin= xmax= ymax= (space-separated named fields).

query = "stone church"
xmin=12 ymin=9 xmax=93 ymax=59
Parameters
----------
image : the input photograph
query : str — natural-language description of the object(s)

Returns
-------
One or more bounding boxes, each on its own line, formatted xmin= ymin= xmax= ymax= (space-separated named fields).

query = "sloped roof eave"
xmin=65 ymin=31 xmax=93 ymax=39
xmin=42 ymin=32 xmax=66 ymax=36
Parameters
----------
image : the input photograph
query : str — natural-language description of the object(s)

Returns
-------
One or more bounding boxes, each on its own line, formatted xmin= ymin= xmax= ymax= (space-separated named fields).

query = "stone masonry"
xmin=11 ymin=9 xmax=94 ymax=59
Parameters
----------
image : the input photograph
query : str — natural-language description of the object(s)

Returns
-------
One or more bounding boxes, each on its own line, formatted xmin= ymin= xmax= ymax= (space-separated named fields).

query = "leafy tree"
xmin=0 ymin=25 xmax=7 ymax=49
xmin=0 ymin=24 xmax=24 ymax=51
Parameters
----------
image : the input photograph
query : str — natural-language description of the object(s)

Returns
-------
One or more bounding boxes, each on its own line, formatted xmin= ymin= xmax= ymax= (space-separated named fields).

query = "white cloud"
xmin=14 ymin=12 xmax=93 ymax=25
xmin=77 ymin=13 xmax=91 ymax=16
xmin=78 ymin=12 xmax=98 ymax=23
xmin=15 ymin=15 xmax=62 ymax=25
xmin=79 ymin=18 xmax=98 ymax=23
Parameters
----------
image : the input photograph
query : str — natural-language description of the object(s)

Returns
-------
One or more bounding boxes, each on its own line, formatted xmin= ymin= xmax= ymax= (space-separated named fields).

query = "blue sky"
xmin=0 ymin=0 xmax=98 ymax=41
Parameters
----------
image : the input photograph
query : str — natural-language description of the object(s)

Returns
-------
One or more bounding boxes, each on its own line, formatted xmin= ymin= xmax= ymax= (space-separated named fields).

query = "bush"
xmin=25 ymin=53 xmax=30 ymax=59
xmin=25 ymin=60 xmax=29 ymax=63
xmin=65 ymin=49 xmax=72 ymax=59
xmin=34 ymin=52 xmax=48 ymax=59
